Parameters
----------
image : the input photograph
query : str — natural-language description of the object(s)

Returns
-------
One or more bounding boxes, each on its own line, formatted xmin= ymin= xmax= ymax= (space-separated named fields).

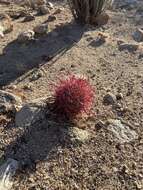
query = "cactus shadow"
xmin=0 ymin=21 xmax=85 ymax=87
xmin=3 ymin=104 xmax=76 ymax=173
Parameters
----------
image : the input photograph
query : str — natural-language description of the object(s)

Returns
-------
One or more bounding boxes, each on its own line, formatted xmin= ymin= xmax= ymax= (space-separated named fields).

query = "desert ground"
xmin=0 ymin=0 xmax=143 ymax=189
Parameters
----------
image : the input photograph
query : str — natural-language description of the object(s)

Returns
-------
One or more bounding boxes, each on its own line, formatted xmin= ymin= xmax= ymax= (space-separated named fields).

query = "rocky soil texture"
xmin=0 ymin=0 xmax=143 ymax=190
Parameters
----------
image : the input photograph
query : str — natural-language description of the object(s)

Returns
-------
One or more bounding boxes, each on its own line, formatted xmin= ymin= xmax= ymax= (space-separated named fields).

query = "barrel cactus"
xmin=68 ymin=0 xmax=113 ymax=24
xmin=53 ymin=75 xmax=94 ymax=119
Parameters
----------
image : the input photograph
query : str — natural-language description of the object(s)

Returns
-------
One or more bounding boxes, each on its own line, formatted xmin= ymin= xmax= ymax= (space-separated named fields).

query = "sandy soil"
xmin=0 ymin=0 xmax=143 ymax=190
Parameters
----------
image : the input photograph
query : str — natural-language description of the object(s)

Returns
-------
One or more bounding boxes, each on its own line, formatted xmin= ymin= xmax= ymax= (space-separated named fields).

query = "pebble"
xmin=9 ymin=11 xmax=22 ymax=19
xmin=15 ymin=98 xmax=47 ymax=128
xmin=139 ymin=53 xmax=143 ymax=59
xmin=19 ymin=10 xmax=29 ymax=17
xmin=7 ymin=85 xmax=17 ymax=90
xmin=121 ymin=165 xmax=129 ymax=174
xmin=90 ymin=33 xmax=107 ymax=47
xmin=107 ymin=119 xmax=138 ymax=144
xmin=47 ymin=2 xmax=54 ymax=9
xmin=0 ymin=24 xmax=4 ymax=38
xmin=23 ymin=13 xmax=35 ymax=22
xmin=118 ymin=42 xmax=139 ymax=52
xmin=117 ymin=39 xmax=125 ymax=45
xmin=116 ymin=93 xmax=123 ymax=100
xmin=17 ymin=30 xmax=35 ymax=43
xmin=115 ymin=103 xmax=122 ymax=109
xmin=113 ymin=167 xmax=118 ymax=172
xmin=134 ymin=123 xmax=140 ymax=127
xmin=103 ymin=92 xmax=117 ymax=105
xmin=47 ymin=15 xmax=57 ymax=22
xmin=133 ymin=28 xmax=143 ymax=42
xmin=0 ymin=90 xmax=22 ymax=113
xmin=70 ymin=127 xmax=90 ymax=144
xmin=135 ymin=181 xmax=143 ymax=189
xmin=0 ymin=14 xmax=13 ymax=34
xmin=0 ymin=158 xmax=19 ymax=190
xmin=38 ymin=5 xmax=50 ymax=15
xmin=60 ymin=127 xmax=90 ymax=145
xmin=34 ymin=23 xmax=48 ymax=35
xmin=30 ymin=70 xmax=43 ymax=81
xmin=95 ymin=120 xmax=105 ymax=130
xmin=91 ymin=12 xmax=110 ymax=26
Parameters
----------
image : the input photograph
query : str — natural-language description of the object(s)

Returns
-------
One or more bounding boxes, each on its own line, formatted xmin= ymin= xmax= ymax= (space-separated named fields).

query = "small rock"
xmin=55 ymin=23 xmax=65 ymax=28
xmin=135 ymin=181 xmax=142 ymax=190
xmin=0 ymin=158 xmax=19 ymax=190
xmin=122 ymin=106 xmax=130 ymax=113
xmin=34 ymin=23 xmax=48 ymax=35
xmin=121 ymin=165 xmax=130 ymax=174
xmin=0 ymin=90 xmax=22 ymax=113
xmin=15 ymin=98 xmax=47 ymax=128
xmin=134 ymin=123 xmax=140 ymax=127
xmin=9 ymin=11 xmax=22 ymax=19
xmin=47 ymin=2 xmax=54 ymax=9
xmin=7 ymin=85 xmax=17 ymax=90
xmin=117 ymin=39 xmax=125 ymax=45
xmin=95 ymin=120 xmax=105 ymax=130
xmin=0 ymin=14 xmax=13 ymax=34
xmin=0 ymin=24 xmax=4 ymax=38
xmin=38 ymin=5 xmax=50 ymax=15
xmin=89 ymin=33 xmax=107 ymax=47
xmin=30 ymin=70 xmax=43 ymax=81
xmin=23 ymin=13 xmax=35 ymax=22
xmin=113 ymin=167 xmax=118 ymax=172
xmin=116 ymin=93 xmax=123 ymax=100
xmin=114 ymin=103 xmax=122 ymax=109
xmin=47 ymin=15 xmax=57 ymax=22
xmin=91 ymin=12 xmax=109 ymax=26
xmin=118 ymin=43 xmax=139 ymax=52
xmin=69 ymin=127 xmax=90 ymax=144
xmin=61 ymin=127 xmax=90 ymax=145
xmin=133 ymin=28 xmax=143 ymax=42
xmin=103 ymin=92 xmax=117 ymax=105
xmin=19 ymin=10 xmax=29 ymax=17
xmin=107 ymin=119 xmax=138 ymax=143
xmin=17 ymin=30 xmax=35 ymax=43
xmin=139 ymin=53 xmax=143 ymax=59
xmin=54 ymin=8 xmax=63 ymax=14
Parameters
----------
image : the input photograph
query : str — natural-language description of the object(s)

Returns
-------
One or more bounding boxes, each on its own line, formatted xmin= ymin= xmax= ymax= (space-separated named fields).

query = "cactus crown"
xmin=53 ymin=75 xmax=94 ymax=119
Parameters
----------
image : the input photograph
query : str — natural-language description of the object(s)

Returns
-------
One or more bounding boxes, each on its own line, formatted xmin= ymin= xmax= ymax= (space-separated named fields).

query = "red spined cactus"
xmin=53 ymin=75 xmax=94 ymax=119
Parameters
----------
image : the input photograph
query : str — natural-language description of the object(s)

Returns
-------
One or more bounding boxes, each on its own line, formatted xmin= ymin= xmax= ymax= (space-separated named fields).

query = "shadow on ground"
xmin=0 ymin=21 xmax=85 ymax=87
xmin=4 ymin=105 xmax=75 ymax=172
